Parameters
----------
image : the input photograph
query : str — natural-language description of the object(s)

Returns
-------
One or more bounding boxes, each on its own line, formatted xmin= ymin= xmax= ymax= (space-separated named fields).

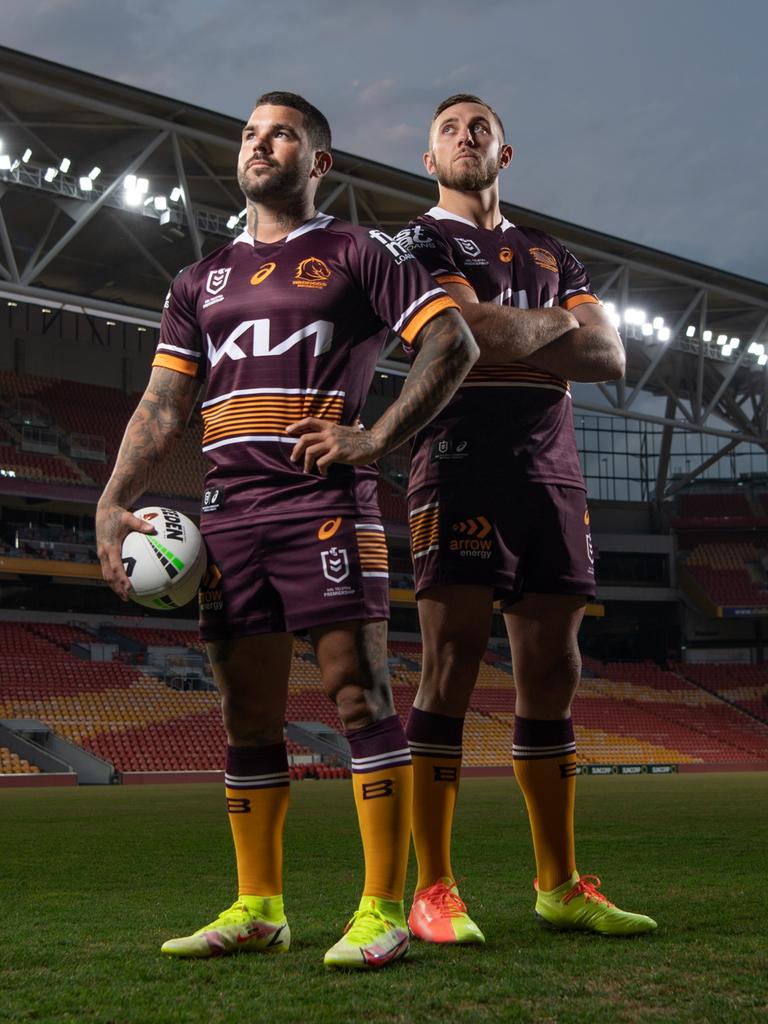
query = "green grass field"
xmin=1 ymin=774 xmax=767 ymax=1024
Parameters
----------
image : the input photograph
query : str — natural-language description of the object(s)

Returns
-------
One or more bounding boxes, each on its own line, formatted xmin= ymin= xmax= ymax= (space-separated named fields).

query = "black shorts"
xmin=408 ymin=481 xmax=596 ymax=604
xmin=199 ymin=515 xmax=389 ymax=640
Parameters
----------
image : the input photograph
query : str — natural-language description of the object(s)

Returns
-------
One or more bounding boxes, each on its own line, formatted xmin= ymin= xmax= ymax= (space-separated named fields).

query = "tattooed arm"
xmin=96 ymin=367 xmax=202 ymax=600
xmin=286 ymin=308 xmax=478 ymax=473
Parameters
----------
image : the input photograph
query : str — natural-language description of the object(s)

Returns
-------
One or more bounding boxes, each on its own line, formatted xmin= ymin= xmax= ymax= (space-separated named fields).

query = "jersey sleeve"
xmin=399 ymin=220 xmax=473 ymax=292
xmin=557 ymin=244 xmax=600 ymax=311
xmin=152 ymin=269 xmax=206 ymax=379
xmin=353 ymin=228 xmax=460 ymax=347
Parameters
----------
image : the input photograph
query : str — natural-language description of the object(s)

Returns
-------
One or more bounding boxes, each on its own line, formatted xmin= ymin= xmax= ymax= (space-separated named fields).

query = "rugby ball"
xmin=121 ymin=506 xmax=207 ymax=610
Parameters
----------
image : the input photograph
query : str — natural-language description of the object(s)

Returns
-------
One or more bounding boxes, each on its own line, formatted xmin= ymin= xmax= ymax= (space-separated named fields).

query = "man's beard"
xmin=237 ymin=156 xmax=310 ymax=204
xmin=434 ymin=153 xmax=500 ymax=192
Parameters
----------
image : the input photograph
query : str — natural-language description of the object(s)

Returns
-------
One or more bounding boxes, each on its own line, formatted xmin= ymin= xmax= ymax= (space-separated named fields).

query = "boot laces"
xmin=343 ymin=903 xmax=394 ymax=944
xmin=562 ymin=875 xmax=615 ymax=908
xmin=419 ymin=879 xmax=468 ymax=918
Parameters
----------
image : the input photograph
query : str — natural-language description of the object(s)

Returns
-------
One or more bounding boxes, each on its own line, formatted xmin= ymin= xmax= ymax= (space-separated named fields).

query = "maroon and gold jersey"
xmin=153 ymin=214 xmax=457 ymax=529
xmin=401 ymin=207 xmax=599 ymax=493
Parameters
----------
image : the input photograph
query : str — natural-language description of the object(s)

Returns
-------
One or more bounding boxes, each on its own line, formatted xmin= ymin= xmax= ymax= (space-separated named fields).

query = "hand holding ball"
xmin=121 ymin=507 xmax=206 ymax=610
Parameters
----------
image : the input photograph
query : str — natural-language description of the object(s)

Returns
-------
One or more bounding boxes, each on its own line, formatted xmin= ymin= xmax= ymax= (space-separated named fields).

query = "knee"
xmin=515 ymin=647 xmax=582 ymax=718
xmin=221 ymin=696 xmax=283 ymax=747
xmin=419 ymin=637 xmax=485 ymax=713
xmin=324 ymin=668 xmax=394 ymax=732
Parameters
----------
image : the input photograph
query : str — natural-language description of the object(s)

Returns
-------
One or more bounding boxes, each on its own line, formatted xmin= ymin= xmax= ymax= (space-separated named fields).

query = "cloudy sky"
xmin=4 ymin=0 xmax=767 ymax=282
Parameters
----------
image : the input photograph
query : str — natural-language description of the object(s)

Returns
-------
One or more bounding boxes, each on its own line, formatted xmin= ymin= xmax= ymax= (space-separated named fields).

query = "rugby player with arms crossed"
xmin=401 ymin=94 xmax=656 ymax=942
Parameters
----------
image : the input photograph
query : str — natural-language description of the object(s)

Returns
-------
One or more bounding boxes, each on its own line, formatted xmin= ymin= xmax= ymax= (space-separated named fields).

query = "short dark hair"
xmin=430 ymin=93 xmax=505 ymax=142
xmin=254 ymin=91 xmax=332 ymax=151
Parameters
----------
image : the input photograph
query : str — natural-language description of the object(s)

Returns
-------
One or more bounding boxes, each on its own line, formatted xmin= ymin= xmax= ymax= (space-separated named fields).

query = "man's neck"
xmin=435 ymin=185 xmax=502 ymax=230
xmin=246 ymin=199 xmax=317 ymax=243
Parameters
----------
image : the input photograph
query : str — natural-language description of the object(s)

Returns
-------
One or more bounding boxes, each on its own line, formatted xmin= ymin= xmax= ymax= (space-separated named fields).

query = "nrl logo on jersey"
xmin=456 ymin=238 xmax=481 ymax=258
xmin=206 ymin=268 xmax=232 ymax=295
xmin=321 ymin=546 xmax=350 ymax=583
xmin=368 ymin=229 xmax=414 ymax=266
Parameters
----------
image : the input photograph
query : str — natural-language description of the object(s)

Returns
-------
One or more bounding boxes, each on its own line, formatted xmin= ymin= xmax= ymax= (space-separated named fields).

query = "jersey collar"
xmin=233 ymin=212 xmax=334 ymax=246
xmin=427 ymin=205 xmax=514 ymax=232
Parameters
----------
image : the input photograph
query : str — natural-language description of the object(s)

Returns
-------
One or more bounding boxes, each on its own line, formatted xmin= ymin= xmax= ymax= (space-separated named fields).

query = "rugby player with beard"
xmin=400 ymin=95 xmax=656 ymax=943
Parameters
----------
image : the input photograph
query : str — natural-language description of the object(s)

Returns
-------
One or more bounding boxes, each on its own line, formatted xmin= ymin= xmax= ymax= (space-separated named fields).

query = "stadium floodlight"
xmin=730 ymin=338 xmax=740 ymax=349
xmin=722 ymin=345 xmax=732 ymax=356
xmin=759 ymin=354 xmax=768 ymax=366
xmin=686 ymin=325 xmax=696 ymax=338
xmin=623 ymin=308 xmax=646 ymax=326
xmin=124 ymin=173 xmax=137 ymax=190
xmin=238 ymin=208 xmax=247 ymax=219
xmin=153 ymin=195 xmax=168 ymax=211
xmin=658 ymin=327 xmax=671 ymax=342
xmin=0 ymin=155 xmax=11 ymax=171
xmin=59 ymin=157 xmax=71 ymax=173
xmin=703 ymin=330 xmax=712 ymax=342
xmin=749 ymin=342 xmax=760 ymax=355
xmin=641 ymin=322 xmax=653 ymax=336
xmin=716 ymin=334 xmax=727 ymax=345
xmin=170 ymin=186 xmax=182 ymax=202
xmin=652 ymin=316 xmax=664 ymax=330
xmin=22 ymin=148 xmax=32 ymax=163
xmin=79 ymin=176 xmax=93 ymax=191
xmin=159 ymin=209 xmax=171 ymax=225
xmin=136 ymin=177 xmax=149 ymax=195
xmin=89 ymin=166 xmax=101 ymax=180
xmin=226 ymin=215 xmax=239 ymax=229
xmin=124 ymin=189 xmax=142 ymax=207
xmin=44 ymin=167 xmax=58 ymax=181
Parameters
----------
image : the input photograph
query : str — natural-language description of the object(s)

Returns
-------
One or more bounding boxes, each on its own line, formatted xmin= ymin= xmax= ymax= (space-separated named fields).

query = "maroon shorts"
xmin=198 ymin=515 xmax=389 ymax=640
xmin=408 ymin=482 xmax=596 ymax=604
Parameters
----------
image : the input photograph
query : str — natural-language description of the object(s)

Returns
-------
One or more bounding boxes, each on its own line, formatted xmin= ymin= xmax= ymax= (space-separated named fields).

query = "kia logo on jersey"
xmin=206 ymin=268 xmax=232 ymax=295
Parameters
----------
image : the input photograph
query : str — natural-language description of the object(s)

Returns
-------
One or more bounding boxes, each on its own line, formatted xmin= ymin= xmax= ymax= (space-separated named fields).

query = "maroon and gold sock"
xmin=512 ymin=716 xmax=577 ymax=891
xmin=405 ymin=706 xmax=464 ymax=891
xmin=346 ymin=715 xmax=413 ymax=902
xmin=225 ymin=742 xmax=290 ymax=898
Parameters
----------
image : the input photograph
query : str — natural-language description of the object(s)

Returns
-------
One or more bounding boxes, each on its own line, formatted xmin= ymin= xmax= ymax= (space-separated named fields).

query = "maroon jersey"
xmin=400 ymin=207 xmax=599 ymax=493
xmin=153 ymin=214 xmax=457 ymax=530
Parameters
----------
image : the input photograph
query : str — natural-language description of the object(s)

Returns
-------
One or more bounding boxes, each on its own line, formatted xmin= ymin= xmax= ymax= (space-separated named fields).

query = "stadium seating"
xmin=683 ymin=542 xmax=768 ymax=606
xmin=2 ymin=621 xmax=768 ymax=773
xmin=0 ymin=746 xmax=40 ymax=774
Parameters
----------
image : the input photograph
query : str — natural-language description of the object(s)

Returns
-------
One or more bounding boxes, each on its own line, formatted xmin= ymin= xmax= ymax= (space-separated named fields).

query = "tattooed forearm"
xmin=99 ymin=367 xmax=201 ymax=509
xmin=368 ymin=309 xmax=478 ymax=457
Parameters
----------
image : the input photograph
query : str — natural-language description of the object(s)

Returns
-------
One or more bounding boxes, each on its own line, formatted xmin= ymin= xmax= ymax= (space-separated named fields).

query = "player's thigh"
xmin=310 ymin=618 xmax=394 ymax=728
xmin=416 ymin=584 xmax=496 ymax=714
xmin=504 ymin=592 xmax=586 ymax=694
xmin=206 ymin=632 xmax=293 ymax=743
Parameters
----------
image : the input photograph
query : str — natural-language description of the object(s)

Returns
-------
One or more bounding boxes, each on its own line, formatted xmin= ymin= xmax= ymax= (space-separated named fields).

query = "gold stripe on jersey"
xmin=152 ymin=353 xmax=199 ymax=377
xmin=435 ymin=274 xmax=473 ymax=289
xmin=409 ymin=502 xmax=440 ymax=559
xmin=400 ymin=296 xmax=460 ymax=345
xmin=355 ymin=526 xmax=389 ymax=574
xmin=461 ymin=363 xmax=570 ymax=394
xmin=562 ymin=293 xmax=599 ymax=311
xmin=201 ymin=392 xmax=344 ymax=447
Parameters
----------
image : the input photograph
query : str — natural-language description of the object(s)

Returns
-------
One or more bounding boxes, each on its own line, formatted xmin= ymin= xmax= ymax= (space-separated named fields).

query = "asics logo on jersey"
xmin=206 ymin=268 xmax=231 ymax=295
xmin=250 ymin=262 xmax=276 ymax=286
xmin=368 ymin=229 xmax=414 ymax=265
xmin=318 ymin=517 xmax=342 ymax=541
xmin=206 ymin=320 xmax=334 ymax=365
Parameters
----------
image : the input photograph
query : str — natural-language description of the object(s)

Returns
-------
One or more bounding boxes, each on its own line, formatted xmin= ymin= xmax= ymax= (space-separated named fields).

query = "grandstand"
xmin=1 ymin=46 xmax=768 ymax=784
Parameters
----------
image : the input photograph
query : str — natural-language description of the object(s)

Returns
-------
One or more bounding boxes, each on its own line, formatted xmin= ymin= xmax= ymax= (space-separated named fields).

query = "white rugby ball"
xmin=121 ymin=506 xmax=207 ymax=610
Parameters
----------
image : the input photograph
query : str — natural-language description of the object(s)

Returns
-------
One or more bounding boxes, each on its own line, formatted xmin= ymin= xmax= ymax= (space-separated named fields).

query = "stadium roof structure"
xmin=2 ymin=45 xmax=768 ymax=501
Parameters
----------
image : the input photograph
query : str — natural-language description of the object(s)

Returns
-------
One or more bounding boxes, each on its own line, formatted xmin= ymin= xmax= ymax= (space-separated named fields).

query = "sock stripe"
xmin=351 ymin=747 xmax=412 ymax=773
xmin=512 ymin=742 xmax=576 ymax=759
xmin=225 ymin=771 xmax=291 ymax=789
xmin=408 ymin=741 xmax=463 ymax=758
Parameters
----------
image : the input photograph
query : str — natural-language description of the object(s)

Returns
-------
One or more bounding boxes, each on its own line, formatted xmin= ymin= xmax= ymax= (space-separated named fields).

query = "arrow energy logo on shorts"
xmin=450 ymin=516 xmax=493 ymax=557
